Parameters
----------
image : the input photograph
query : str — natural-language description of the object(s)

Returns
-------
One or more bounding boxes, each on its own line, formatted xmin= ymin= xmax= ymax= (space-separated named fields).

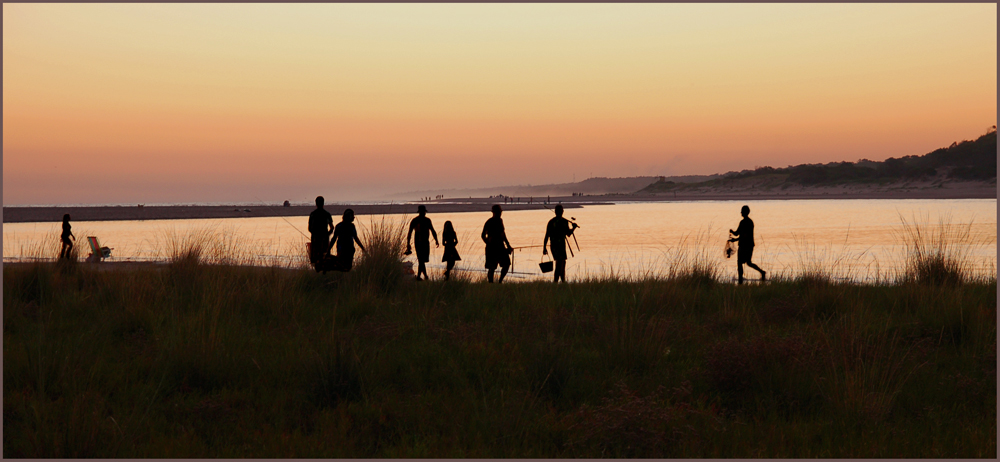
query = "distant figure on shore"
xmin=482 ymin=204 xmax=513 ymax=283
xmin=331 ymin=209 xmax=365 ymax=271
xmin=441 ymin=220 xmax=461 ymax=280
xmin=729 ymin=205 xmax=766 ymax=284
xmin=308 ymin=196 xmax=334 ymax=271
xmin=543 ymin=204 xmax=578 ymax=283
xmin=59 ymin=214 xmax=76 ymax=259
xmin=407 ymin=205 xmax=439 ymax=281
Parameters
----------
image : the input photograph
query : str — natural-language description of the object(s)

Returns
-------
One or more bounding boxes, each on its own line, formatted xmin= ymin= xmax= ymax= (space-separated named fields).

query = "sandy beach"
xmin=1 ymin=201 xmax=602 ymax=224
xmin=3 ymin=182 xmax=994 ymax=223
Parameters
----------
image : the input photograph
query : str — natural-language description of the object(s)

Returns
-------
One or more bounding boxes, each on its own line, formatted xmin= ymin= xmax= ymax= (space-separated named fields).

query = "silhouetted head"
xmin=554 ymin=204 xmax=564 ymax=217
xmin=343 ymin=209 xmax=355 ymax=222
xmin=491 ymin=204 xmax=502 ymax=218
xmin=418 ymin=205 xmax=427 ymax=216
xmin=741 ymin=205 xmax=750 ymax=217
xmin=443 ymin=220 xmax=454 ymax=234
xmin=63 ymin=214 xmax=70 ymax=222
xmin=316 ymin=196 xmax=325 ymax=208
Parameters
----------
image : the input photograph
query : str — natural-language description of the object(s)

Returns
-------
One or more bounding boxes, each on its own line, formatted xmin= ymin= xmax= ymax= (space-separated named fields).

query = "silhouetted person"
xmin=481 ymin=204 xmax=513 ymax=283
xmin=407 ymin=205 xmax=439 ymax=281
xmin=330 ymin=209 xmax=365 ymax=271
xmin=308 ymin=196 xmax=334 ymax=271
xmin=59 ymin=213 xmax=75 ymax=259
xmin=543 ymin=204 xmax=578 ymax=283
xmin=441 ymin=220 xmax=461 ymax=280
xmin=729 ymin=205 xmax=766 ymax=284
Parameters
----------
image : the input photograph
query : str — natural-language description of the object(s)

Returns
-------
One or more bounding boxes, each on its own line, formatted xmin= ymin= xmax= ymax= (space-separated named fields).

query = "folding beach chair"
xmin=85 ymin=236 xmax=113 ymax=262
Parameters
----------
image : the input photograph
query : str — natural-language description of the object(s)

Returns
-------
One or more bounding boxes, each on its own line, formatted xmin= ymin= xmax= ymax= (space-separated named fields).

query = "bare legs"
xmin=737 ymin=261 xmax=766 ymax=284
xmin=487 ymin=265 xmax=509 ymax=283
xmin=553 ymin=259 xmax=567 ymax=283
xmin=59 ymin=239 xmax=73 ymax=259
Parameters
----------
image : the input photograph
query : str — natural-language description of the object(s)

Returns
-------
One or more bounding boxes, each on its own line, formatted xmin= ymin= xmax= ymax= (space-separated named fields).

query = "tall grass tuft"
xmin=352 ymin=214 xmax=409 ymax=293
xmin=665 ymin=228 xmax=722 ymax=286
xmin=897 ymin=215 xmax=982 ymax=285
xmin=159 ymin=227 xmax=209 ymax=266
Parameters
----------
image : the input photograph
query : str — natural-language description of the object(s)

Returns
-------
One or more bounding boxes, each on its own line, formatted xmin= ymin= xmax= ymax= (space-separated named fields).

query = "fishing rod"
xmin=568 ymin=217 xmax=581 ymax=252
xmin=540 ymin=203 xmax=581 ymax=253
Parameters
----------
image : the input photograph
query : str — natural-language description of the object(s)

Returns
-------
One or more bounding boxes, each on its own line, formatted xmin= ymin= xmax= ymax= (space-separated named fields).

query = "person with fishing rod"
xmin=728 ymin=204 xmax=766 ymax=284
xmin=308 ymin=196 xmax=334 ymax=272
xmin=481 ymin=204 xmax=514 ymax=283
xmin=406 ymin=205 xmax=439 ymax=281
xmin=542 ymin=204 xmax=579 ymax=283
xmin=330 ymin=208 xmax=366 ymax=272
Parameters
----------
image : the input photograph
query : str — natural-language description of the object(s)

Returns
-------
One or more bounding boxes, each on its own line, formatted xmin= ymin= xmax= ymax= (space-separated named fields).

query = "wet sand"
xmin=3 ymin=183 xmax=994 ymax=224
xmin=1 ymin=201 xmax=602 ymax=223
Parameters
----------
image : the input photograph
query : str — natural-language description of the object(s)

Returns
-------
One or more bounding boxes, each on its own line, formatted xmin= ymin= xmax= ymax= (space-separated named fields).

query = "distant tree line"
xmin=721 ymin=127 xmax=996 ymax=186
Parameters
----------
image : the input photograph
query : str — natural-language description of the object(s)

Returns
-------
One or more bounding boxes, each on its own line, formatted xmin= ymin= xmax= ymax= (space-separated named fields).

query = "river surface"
xmin=4 ymin=199 xmax=996 ymax=282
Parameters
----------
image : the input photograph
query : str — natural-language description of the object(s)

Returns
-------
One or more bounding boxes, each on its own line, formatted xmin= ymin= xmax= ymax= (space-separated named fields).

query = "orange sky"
xmin=3 ymin=3 xmax=996 ymax=204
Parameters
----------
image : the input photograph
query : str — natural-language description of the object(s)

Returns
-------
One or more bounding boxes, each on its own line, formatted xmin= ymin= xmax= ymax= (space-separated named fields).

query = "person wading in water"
xmin=308 ymin=196 xmax=334 ymax=272
xmin=729 ymin=205 xmax=766 ymax=284
xmin=481 ymin=204 xmax=513 ymax=283
xmin=543 ymin=204 xmax=578 ymax=283
xmin=407 ymin=205 xmax=439 ymax=281
xmin=59 ymin=214 xmax=76 ymax=259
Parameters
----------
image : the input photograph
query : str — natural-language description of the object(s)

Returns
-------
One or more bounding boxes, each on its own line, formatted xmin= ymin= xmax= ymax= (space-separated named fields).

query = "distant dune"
xmin=387 ymin=174 xmax=720 ymax=200
xmin=638 ymin=129 xmax=997 ymax=198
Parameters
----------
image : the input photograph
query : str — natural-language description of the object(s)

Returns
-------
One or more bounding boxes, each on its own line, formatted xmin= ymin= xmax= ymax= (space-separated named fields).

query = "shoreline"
xmin=3 ymin=188 xmax=995 ymax=223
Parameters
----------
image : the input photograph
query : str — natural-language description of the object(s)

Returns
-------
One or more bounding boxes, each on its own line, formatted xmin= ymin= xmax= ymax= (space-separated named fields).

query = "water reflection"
xmin=4 ymin=199 xmax=995 ymax=282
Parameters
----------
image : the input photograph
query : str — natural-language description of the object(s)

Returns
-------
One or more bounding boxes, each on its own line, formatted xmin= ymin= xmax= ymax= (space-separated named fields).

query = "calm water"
xmin=4 ymin=199 xmax=996 ymax=282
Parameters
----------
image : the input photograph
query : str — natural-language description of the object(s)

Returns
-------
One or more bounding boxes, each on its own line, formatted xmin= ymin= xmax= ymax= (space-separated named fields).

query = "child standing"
xmin=441 ymin=221 xmax=461 ymax=280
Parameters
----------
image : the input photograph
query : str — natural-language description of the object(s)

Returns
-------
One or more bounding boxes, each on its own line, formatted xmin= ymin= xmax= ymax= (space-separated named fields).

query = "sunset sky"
xmin=3 ymin=3 xmax=996 ymax=205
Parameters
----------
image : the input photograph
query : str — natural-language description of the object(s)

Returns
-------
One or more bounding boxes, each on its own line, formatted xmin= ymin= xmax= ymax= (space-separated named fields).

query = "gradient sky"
xmin=4 ymin=3 xmax=996 ymax=205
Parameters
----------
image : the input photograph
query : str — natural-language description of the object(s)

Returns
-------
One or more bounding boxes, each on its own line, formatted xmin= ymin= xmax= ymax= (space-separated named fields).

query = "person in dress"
xmin=441 ymin=220 xmax=461 ymax=281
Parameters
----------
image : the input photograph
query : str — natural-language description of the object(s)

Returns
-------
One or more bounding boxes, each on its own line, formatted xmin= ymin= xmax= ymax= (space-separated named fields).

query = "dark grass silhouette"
xmin=2 ymin=221 xmax=996 ymax=457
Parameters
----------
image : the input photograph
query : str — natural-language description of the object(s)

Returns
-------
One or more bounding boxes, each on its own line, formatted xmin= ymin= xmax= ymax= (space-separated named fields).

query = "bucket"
xmin=539 ymin=260 xmax=553 ymax=273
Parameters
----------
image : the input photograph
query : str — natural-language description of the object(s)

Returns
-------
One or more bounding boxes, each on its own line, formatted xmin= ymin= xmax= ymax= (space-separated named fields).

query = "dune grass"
xmin=3 ymin=219 xmax=996 ymax=457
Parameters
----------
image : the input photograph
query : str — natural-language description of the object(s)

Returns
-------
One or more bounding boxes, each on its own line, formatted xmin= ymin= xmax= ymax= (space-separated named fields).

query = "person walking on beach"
xmin=59 ymin=213 xmax=76 ymax=259
xmin=543 ymin=204 xmax=578 ymax=283
xmin=407 ymin=205 xmax=439 ymax=280
xmin=330 ymin=209 xmax=365 ymax=271
xmin=308 ymin=196 xmax=334 ymax=271
xmin=441 ymin=220 xmax=461 ymax=281
xmin=729 ymin=205 xmax=766 ymax=284
xmin=482 ymin=204 xmax=513 ymax=283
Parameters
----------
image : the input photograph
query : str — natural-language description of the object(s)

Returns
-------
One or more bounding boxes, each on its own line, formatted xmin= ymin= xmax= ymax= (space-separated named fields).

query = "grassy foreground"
xmin=3 ymin=231 xmax=996 ymax=457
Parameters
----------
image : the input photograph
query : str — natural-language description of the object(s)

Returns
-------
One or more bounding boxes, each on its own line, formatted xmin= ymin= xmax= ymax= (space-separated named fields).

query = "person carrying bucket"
xmin=543 ymin=204 xmax=578 ymax=283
